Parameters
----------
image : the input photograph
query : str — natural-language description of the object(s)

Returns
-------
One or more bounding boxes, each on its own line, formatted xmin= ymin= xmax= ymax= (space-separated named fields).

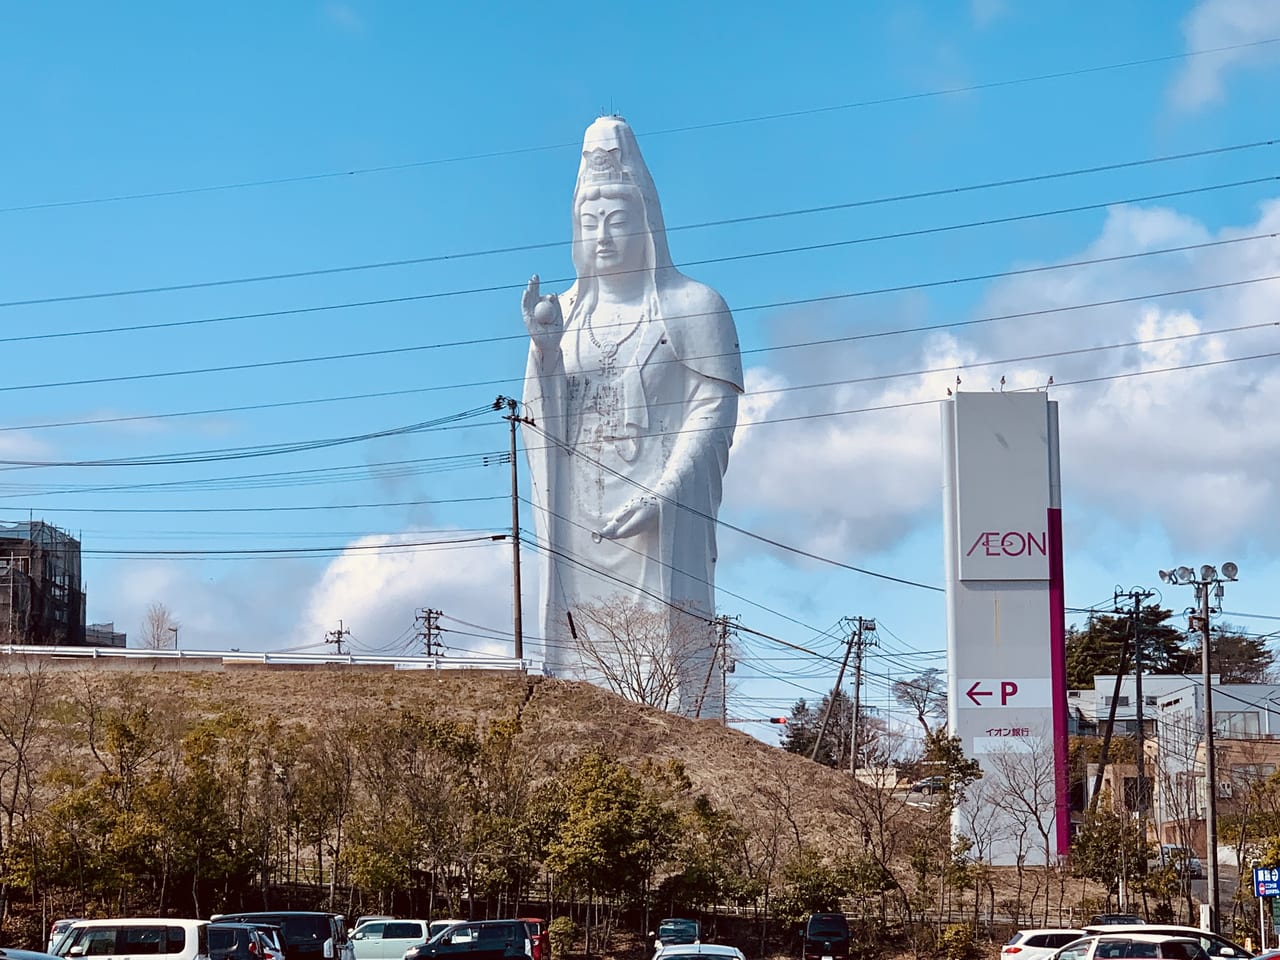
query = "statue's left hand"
xmin=597 ymin=495 xmax=659 ymax=540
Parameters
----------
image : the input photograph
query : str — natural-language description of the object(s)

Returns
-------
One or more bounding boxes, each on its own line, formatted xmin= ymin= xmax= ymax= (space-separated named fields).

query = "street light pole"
xmin=1197 ymin=576 xmax=1219 ymax=934
xmin=1158 ymin=562 xmax=1240 ymax=935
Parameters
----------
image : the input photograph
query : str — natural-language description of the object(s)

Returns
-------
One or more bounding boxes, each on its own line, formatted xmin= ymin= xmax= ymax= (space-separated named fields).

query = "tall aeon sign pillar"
xmin=941 ymin=392 xmax=1069 ymax=864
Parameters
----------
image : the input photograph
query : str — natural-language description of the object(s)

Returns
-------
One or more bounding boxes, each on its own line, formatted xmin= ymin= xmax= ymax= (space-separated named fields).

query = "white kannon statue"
xmin=520 ymin=116 xmax=744 ymax=713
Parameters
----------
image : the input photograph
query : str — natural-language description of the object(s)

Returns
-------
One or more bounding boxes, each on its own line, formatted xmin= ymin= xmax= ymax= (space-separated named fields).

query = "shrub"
xmin=936 ymin=923 xmax=977 ymax=960
xmin=547 ymin=917 xmax=580 ymax=959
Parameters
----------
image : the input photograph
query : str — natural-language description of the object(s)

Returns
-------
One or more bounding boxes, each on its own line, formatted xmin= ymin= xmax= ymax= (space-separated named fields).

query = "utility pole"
xmin=324 ymin=619 xmax=351 ymax=655
xmin=848 ymin=616 xmax=877 ymax=773
xmin=693 ymin=614 xmax=735 ymax=722
xmin=1089 ymin=626 xmax=1133 ymax=812
xmin=1158 ymin=562 xmax=1241 ymax=935
xmin=810 ymin=623 xmax=855 ymax=763
xmin=495 ymin=396 xmax=534 ymax=662
xmin=1114 ymin=587 xmax=1155 ymax=836
xmin=718 ymin=615 xmax=737 ymax=725
xmin=415 ymin=608 xmax=445 ymax=657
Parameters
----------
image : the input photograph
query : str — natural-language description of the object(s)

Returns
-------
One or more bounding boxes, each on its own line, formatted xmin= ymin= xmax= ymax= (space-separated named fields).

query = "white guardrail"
xmin=0 ymin=644 xmax=532 ymax=672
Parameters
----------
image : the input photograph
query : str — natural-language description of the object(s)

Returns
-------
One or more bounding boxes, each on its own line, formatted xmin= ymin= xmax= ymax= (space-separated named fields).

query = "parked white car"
xmin=51 ymin=919 xmax=211 ymax=960
xmin=1003 ymin=929 xmax=1085 ymax=960
xmin=351 ymin=921 xmax=431 ymax=960
xmin=1053 ymin=935 xmax=1208 ymax=960
xmin=1078 ymin=927 xmax=1250 ymax=960
xmin=654 ymin=946 xmax=745 ymax=960
xmin=47 ymin=920 xmax=85 ymax=955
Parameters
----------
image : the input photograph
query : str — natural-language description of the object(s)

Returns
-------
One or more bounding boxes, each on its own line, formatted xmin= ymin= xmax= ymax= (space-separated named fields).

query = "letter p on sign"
xmin=1000 ymin=681 xmax=1019 ymax=705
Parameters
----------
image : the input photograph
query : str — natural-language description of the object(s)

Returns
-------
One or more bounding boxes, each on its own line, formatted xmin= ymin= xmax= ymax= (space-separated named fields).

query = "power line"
xmin=9 ymin=332 xmax=1280 ymax=511
xmin=3 ymin=495 xmax=505 ymax=515
xmin=3 ymin=172 xmax=1273 ymax=313
xmin=81 ymin=532 xmax=507 ymax=561
xmin=518 ymin=494 xmax=834 ymax=638
xmin=1 ymin=231 xmax=1270 ymax=402
xmin=3 ymin=269 xmax=1276 ymax=437
xmin=0 ymin=453 xmax=502 ymax=499
xmin=5 ymin=37 xmax=1275 ymax=215
xmin=0 ymin=406 xmax=494 ymax=469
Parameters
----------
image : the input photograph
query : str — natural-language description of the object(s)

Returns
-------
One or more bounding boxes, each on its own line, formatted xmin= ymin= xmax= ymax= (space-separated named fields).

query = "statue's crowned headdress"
xmin=584 ymin=147 xmax=629 ymax=185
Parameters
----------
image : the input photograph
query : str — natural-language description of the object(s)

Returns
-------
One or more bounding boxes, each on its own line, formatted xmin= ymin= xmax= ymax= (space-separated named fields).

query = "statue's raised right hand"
xmin=521 ymin=274 xmax=563 ymax=355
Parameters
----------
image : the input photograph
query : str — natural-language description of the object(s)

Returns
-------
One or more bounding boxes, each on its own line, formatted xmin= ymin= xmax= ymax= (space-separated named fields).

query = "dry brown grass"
xmin=30 ymin=663 xmax=875 ymax=851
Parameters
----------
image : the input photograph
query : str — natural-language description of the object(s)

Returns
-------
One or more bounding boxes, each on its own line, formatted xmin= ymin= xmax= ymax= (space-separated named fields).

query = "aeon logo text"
xmin=966 ymin=530 xmax=1047 ymax=558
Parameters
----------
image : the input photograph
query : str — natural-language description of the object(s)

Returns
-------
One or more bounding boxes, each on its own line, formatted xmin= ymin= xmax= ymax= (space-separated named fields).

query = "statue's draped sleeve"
xmin=661 ymin=284 xmax=744 ymax=393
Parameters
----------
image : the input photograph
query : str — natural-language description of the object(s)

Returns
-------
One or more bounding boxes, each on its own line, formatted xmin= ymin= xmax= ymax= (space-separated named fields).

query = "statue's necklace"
xmin=586 ymin=307 xmax=644 ymax=364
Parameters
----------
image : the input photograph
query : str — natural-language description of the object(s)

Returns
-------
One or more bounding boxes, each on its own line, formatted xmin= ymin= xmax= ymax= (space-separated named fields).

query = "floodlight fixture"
xmin=1158 ymin=570 xmax=1173 ymax=584
xmin=1176 ymin=566 xmax=1195 ymax=583
xmin=1222 ymin=561 xmax=1239 ymax=581
xmin=1201 ymin=564 xmax=1217 ymax=582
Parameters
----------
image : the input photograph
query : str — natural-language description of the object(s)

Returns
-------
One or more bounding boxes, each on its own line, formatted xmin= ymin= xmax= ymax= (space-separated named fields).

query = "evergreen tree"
xmin=1065 ymin=608 xmax=1185 ymax=688
xmin=1066 ymin=608 xmax=1275 ymax=688
xmin=779 ymin=689 xmax=884 ymax=768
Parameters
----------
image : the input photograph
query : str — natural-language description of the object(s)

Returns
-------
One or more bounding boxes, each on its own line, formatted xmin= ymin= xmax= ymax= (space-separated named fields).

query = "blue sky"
xmin=2 ymin=1 xmax=1279 ymax=740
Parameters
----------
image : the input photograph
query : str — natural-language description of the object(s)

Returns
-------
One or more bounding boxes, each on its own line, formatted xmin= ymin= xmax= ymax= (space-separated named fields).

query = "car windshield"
xmin=659 ymin=922 xmax=698 ymax=943
xmin=234 ymin=918 xmax=329 ymax=946
xmin=808 ymin=919 xmax=849 ymax=937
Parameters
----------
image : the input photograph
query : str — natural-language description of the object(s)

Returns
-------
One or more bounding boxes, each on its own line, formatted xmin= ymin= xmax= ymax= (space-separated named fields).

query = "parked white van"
xmin=350 ymin=921 xmax=430 ymax=960
xmin=50 ymin=919 xmax=210 ymax=960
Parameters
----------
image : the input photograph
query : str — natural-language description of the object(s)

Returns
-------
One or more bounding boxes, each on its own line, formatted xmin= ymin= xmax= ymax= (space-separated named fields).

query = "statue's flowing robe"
xmin=523 ymin=278 xmax=742 ymax=709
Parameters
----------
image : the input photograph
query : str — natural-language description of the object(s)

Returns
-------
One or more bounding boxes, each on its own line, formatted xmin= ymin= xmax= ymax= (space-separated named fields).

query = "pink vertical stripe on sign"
xmin=1047 ymin=506 xmax=1070 ymax=856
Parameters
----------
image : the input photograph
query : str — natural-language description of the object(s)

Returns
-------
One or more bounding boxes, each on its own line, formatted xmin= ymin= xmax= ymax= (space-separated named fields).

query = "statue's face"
xmin=579 ymin=194 xmax=645 ymax=275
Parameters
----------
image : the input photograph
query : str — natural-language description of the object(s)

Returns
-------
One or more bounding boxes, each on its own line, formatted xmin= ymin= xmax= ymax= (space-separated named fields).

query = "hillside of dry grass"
xmin=65 ymin=665 xmax=876 ymax=850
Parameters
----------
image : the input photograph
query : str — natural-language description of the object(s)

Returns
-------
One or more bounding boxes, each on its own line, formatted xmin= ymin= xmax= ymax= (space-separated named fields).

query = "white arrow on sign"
xmin=958 ymin=678 xmax=1051 ymax=708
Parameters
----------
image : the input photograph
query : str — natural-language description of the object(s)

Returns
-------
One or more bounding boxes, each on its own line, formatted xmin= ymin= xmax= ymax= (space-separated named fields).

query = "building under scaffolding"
xmin=0 ymin=522 xmax=86 ymax=646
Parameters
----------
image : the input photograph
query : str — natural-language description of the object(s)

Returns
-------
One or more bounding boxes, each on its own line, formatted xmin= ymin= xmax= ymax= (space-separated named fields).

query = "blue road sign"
xmin=1255 ymin=866 xmax=1280 ymax=898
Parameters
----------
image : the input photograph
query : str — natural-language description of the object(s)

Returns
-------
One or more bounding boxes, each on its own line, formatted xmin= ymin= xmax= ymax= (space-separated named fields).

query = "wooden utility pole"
xmin=324 ymin=619 xmax=351 ymax=655
xmin=415 ymin=608 xmax=445 ymax=657
xmin=1114 ymin=588 xmax=1155 ymax=827
xmin=693 ymin=614 xmax=734 ymax=721
xmin=848 ymin=616 xmax=877 ymax=773
xmin=496 ymin=396 xmax=534 ymax=662
xmin=814 ymin=616 xmax=875 ymax=768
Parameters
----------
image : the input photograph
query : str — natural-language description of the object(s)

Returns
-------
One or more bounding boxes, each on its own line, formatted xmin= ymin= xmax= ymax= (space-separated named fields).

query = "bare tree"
xmin=141 ymin=602 xmax=179 ymax=650
xmin=987 ymin=736 xmax=1068 ymax=925
xmin=892 ymin=668 xmax=948 ymax=739
xmin=0 ymin=661 xmax=51 ymax=920
xmin=569 ymin=596 xmax=712 ymax=712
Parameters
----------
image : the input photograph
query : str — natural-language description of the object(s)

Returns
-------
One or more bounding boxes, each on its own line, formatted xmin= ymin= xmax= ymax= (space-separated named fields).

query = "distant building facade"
xmin=0 ymin=522 xmax=86 ymax=645
xmin=1075 ymin=672 xmax=1280 ymax=858
xmin=85 ymin=622 xmax=127 ymax=647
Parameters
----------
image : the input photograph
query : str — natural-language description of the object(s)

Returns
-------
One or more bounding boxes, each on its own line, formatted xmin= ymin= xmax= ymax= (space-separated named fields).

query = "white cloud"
xmin=1171 ymin=0 xmax=1280 ymax=110
xmin=0 ymin=430 xmax=53 ymax=460
xmin=723 ymin=194 xmax=1280 ymax=560
xmin=85 ymin=529 xmax=519 ymax=660
xmin=90 ymin=556 xmax=315 ymax=651
xmin=293 ymin=532 xmax=515 ymax=659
